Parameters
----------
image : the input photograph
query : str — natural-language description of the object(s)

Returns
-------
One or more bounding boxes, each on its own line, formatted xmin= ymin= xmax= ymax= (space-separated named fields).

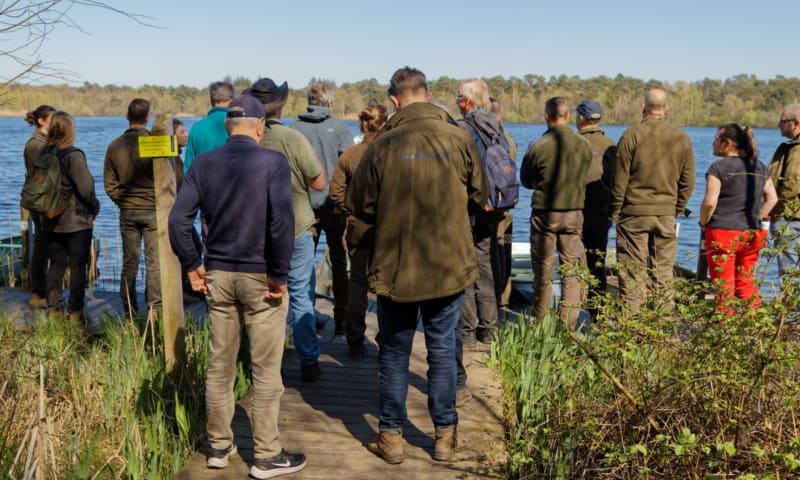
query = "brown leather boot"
xmin=28 ymin=293 xmax=48 ymax=309
xmin=366 ymin=431 xmax=404 ymax=464
xmin=433 ymin=424 xmax=458 ymax=461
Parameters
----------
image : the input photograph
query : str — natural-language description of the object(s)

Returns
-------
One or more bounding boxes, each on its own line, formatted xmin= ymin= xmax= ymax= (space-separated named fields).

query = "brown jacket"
xmin=611 ymin=117 xmax=695 ymax=218
xmin=345 ymin=102 xmax=488 ymax=302
xmin=103 ymin=127 xmax=155 ymax=209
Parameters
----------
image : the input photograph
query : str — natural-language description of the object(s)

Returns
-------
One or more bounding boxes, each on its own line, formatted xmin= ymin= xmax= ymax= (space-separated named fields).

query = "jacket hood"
xmin=464 ymin=110 xmax=502 ymax=138
xmin=298 ymin=105 xmax=332 ymax=123
xmin=383 ymin=102 xmax=456 ymax=133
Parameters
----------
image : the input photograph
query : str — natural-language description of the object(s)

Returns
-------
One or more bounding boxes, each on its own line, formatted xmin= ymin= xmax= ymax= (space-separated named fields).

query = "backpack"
xmin=20 ymin=147 xmax=70 ymax=219
xmin=462 ymin=117 xmax=519 ymax=210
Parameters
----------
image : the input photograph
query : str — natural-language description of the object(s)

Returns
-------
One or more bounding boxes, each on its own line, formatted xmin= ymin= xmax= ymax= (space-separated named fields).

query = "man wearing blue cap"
xmin=576 ymin=100 xmax=616 ymax=300
xmin=169 ymin=94 xmax=307 ymax=478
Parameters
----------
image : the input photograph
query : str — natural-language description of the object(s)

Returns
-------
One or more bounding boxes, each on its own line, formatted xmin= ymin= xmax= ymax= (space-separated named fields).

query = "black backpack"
xmin=461 ymin=117 xmax=519 ymax=210
xmin=20 ymin=147 xmax=78 ymax=219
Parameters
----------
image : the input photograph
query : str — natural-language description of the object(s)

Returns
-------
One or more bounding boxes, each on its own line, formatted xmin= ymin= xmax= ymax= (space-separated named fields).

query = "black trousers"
xmin=46 ymin=229 xmax=93 ymax=312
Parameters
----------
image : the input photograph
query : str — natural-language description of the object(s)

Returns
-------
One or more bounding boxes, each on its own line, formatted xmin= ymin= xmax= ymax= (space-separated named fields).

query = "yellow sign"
xmin=138 ymin=136 xmax=178 ymax=158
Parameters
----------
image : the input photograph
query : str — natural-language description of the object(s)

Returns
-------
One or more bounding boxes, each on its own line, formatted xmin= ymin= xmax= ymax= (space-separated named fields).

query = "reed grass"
xmin=0 ymin=311 xmax=211 ymax=479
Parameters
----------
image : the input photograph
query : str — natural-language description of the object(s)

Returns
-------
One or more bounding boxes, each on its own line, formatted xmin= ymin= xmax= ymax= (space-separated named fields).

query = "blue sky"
xmin=5 ymin=0 xmax=798 ymax=89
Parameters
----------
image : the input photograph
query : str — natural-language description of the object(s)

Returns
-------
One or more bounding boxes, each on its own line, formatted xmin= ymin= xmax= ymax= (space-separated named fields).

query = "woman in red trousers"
xmin=700 ymin=124 xmax=777 ymax=310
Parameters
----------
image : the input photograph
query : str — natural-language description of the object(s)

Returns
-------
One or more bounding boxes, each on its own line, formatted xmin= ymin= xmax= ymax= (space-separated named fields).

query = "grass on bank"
xmin=0 ymin=311 xmax=247 ymax=479
xmin=490 ymin=265 xmax=800 ymax=479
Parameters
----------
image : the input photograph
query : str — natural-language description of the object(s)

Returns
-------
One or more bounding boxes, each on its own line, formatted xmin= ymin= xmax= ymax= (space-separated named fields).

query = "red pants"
xmin=704 ymin=228 xmax=767 ymax=307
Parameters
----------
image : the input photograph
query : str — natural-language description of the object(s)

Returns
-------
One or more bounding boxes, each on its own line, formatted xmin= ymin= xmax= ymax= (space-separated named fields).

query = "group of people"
xmin=20 ymin=65 xmax=800 ymax=477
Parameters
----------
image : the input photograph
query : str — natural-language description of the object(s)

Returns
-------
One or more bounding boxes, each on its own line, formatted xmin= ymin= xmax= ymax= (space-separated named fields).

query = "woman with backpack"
xmin=40 ymin=111 xmax=100 ymax=325
xmin=23 ymin=104 xmax=56 ymax=308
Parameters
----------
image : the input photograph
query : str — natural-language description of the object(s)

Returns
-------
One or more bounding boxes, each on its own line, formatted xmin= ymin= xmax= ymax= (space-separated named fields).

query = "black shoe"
xmin=301 ymin=363 xmax=321 ymax=382
xmin=250 ymin=449 xmax=307 ymax=479
xmin=476 ymin=328 xmax=495 ymax=344
xmin=207 ymin=443 xmax=237 ymax=469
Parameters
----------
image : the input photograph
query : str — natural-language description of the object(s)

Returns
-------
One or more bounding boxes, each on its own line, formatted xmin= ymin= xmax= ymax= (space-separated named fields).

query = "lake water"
xmin=0 ymin=116 xmax=786 ymax=293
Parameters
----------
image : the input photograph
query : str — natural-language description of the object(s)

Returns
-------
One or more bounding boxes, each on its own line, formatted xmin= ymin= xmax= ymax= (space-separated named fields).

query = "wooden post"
xmin=150 ymin=113 xmax=185 ymax=373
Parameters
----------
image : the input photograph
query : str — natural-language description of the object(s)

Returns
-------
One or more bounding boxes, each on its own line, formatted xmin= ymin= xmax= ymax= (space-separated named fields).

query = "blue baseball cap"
xmin=576 ymin=100 xmax=603 ymax=120
xmin=226 ymin=94 xmax=265 ymax=118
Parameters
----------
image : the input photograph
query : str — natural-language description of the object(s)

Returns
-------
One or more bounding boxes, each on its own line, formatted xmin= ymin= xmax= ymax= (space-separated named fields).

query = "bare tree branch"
xmin=0 ymin=0 xmax=158 ymax=102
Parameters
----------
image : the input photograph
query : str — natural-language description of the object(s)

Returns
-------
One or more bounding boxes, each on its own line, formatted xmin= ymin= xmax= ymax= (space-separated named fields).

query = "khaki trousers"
xmin=615 ymin=215 xmax=677 ymax=314
xmin=530 ymin=210 xmax=584 ymax=328
xmin=205 ymin=270 xmax=288 ymax=459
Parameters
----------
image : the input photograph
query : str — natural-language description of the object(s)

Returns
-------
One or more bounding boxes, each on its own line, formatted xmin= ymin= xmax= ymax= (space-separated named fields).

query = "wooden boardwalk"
xmin=0 ymin=288 xmax=506 ymax=479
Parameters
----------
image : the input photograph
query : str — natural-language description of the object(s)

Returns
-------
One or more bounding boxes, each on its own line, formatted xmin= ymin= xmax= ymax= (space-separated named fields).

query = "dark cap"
xmin=576 ymin=100 xmax=603 ymax=120
xmin=226 ymin=94 xmax=265 ymax=118
xmin=246 ymin=78 xmax=289 ymax=115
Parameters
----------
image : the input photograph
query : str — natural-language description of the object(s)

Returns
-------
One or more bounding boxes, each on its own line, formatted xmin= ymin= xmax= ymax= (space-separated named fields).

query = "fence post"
xmin=150 ymin=113 xmax=185 ymax=373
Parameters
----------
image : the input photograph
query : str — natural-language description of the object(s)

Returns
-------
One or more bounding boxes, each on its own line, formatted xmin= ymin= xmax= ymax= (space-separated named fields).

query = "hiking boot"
xmin=366 ymin=431 xmax=404 ymax=464
xmin=301 ymin=362 xmax=321 ymax=382
xmin=433 ymin=424 xmax=459 ymax=461
xmin=250 ymin=449 xmax=307 ymax=479
xmin=206 ymin=443 xmax=237 ymax=469
xmin=28 ymin=293 xmax=48 ymax=309
xmin=476 ymin=327 xmax=494 ymax=345
xmin=456 ymin=387 xmax=473 ymax=408
xmin=68 ymin=310 xmax=86 ymax=326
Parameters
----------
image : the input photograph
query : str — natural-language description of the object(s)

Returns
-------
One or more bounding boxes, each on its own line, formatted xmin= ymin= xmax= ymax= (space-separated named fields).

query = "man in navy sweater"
xmin=168 ymin=94 xmax=306 ymax=479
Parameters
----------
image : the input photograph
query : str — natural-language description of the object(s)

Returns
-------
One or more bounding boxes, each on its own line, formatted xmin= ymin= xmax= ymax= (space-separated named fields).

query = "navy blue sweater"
xmin=168 ymin=135 xmax=294 ymax=284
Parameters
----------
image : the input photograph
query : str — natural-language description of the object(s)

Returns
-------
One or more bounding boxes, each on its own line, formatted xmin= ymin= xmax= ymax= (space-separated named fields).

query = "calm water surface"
xmin=0 ymin=117 xmax=786 ymax=293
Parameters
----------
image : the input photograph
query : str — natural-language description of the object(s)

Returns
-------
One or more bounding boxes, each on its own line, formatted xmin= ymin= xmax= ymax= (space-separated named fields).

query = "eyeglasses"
xmin=455 ymin=94 xmax=466 ymax=102
xmin=779 ymin=118 xmax=796 ymax=124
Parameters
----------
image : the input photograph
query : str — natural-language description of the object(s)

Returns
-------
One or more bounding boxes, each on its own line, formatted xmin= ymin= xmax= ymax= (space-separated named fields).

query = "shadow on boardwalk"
xmin=0 ymin=288 xmax=506 ymax=479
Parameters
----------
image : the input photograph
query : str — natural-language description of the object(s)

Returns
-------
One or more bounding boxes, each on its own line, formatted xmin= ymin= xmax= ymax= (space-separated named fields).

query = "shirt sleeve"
xmin=168 ymin=166 xmax=203 ymax=272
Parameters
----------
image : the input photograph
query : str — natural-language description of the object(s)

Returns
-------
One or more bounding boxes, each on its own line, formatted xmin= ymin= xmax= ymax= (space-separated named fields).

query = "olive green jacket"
xmin=345 ymin=102 xmax=488 ymax=302
xmin=578 ymin=126 xmax=616 ymax=221
xmin=610 ymin=117 xmax=695 ymax=218
xmin=768 ymin=136 xmax=800 ymax=220
xmin=520 ymin=124 xmax=591 ymax=211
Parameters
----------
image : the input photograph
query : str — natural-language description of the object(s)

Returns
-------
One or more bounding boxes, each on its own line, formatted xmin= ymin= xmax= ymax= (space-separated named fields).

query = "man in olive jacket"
xmin=520 ymin=97 xmax=591 ymax=329
xmin=345 ymin=66 xmax=487 ymax=464
xmin=610 ymin=89 xmax=695 ymax=314
xmin=768 ymin=103 xmax=800 ymax=281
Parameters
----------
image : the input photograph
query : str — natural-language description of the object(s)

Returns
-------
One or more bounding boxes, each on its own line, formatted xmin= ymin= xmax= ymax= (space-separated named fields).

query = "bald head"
xmin=643 ymin=88 xmax=669 ymax=117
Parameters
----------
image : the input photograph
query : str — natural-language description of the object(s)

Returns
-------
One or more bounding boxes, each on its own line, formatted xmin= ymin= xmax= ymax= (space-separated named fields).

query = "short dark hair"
xmin=127 ymin=98 xmax=150 ymax=124
xmin=544 ymin=96 xmax=569 ymax=119
xmin=387 ymin=66 xmax=427 ymax=98
xmin=209 ymin=81 xmax=235 ymax=105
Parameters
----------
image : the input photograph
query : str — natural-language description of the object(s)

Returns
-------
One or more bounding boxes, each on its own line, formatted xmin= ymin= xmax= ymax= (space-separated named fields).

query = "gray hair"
xmin=458 ymin=78 xmax=490 ymax=110
xmin=307 ymin=82 xmax=335 ymax=107
xmin=224 ymin=116 xmax=262 ymax=133
xmin=782 ymin=103 xmax=800 ymax=120
xmin=209 ymin=81 xmax=235 ymax=106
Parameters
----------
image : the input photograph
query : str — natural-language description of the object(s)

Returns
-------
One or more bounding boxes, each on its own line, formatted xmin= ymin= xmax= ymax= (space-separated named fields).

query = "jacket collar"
xmin=383 ymin=102 xmax=454 ymax=133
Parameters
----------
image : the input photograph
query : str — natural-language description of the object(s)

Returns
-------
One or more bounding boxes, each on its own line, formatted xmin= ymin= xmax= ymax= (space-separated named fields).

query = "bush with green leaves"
xmin=490 ymin=255 xmax=800 ymax=479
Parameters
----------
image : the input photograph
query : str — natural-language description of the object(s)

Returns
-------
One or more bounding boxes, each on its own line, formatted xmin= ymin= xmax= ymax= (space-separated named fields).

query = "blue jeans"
xmin=377 ymin=293 xmax=462 ymax=432
xmin=772 ymin=218 xmax=800 ymax=278
xmin=287 ymin=231 xmax=318 ymax=365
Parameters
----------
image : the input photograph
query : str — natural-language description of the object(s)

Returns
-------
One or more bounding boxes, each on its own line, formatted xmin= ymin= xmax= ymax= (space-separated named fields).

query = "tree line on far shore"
xmin=2 ymin=73 xmax=799 ymax=128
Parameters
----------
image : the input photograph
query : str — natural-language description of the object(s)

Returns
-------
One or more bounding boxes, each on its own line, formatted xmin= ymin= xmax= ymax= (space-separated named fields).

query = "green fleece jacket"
xmin=345 ymin=102 xmax=487 ymax=302
xmin=610 ymin=117 xmax=695 ymax=218
xmin=768 ymin=135 xmax=800 ymax=220
xmin=520 ymin=124 xmax=591 ymax=211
